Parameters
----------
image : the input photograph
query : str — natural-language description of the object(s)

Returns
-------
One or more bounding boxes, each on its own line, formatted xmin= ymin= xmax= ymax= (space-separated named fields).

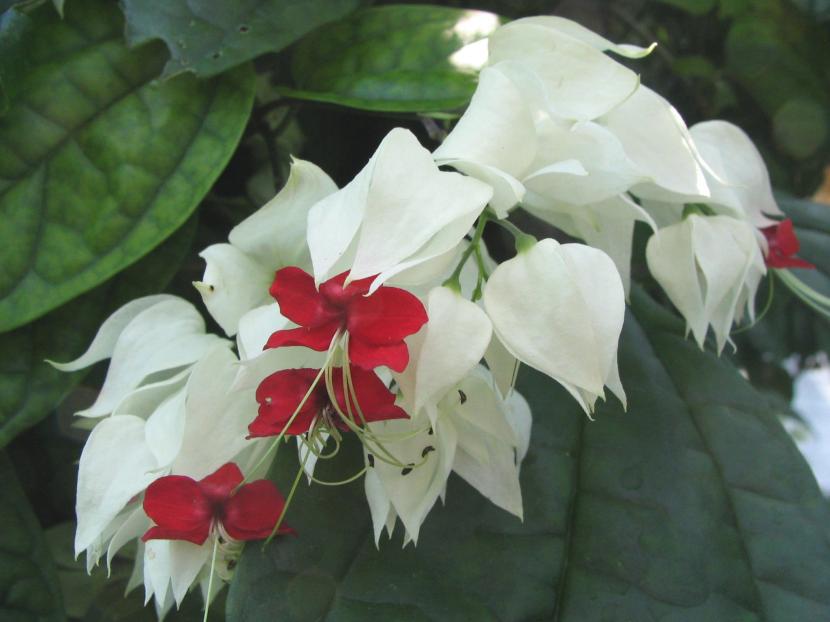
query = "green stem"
xmin=443 ymin=212 xmax=490 ymax=290
xmin=492 ymin=218 xmax=536 ymax=253
xmin=202 ymin=535 xmax=220 ymax=622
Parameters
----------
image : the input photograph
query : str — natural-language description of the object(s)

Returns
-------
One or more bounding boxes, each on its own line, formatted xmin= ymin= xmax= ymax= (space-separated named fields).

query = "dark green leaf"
xmin=227 ymin=290 xmax=830 ymax=621
xmin=119 ymin=0 xmax=363 ymax=79
xmin=0 ymin=218 xmax=196 ymax=449
xmin=0 ymin=0 xmax=255 ymax=332
xmin=0 ymin=7 xmax=33 ymax=115
xmin=654 ymin=0 xmax=716 ymax=14
xmin=0 ymin=450 xmax=64 ymax=621
xmin=282 ymin=5 xmax=502 ymax=113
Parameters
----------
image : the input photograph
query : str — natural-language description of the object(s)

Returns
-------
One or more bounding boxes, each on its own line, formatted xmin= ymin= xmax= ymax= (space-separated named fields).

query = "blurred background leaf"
xmin=0 ymin=450 xmax=64 ymax=622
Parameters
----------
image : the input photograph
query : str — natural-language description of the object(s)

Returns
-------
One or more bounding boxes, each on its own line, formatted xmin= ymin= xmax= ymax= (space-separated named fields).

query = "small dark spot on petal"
xmin=421 ymin=445 xmax=435 ymax=458
xmin=427 ymin=427 xmax=434 ymax=435
xmin=367 ymin=454 xmax=374 ymax=467
xmin=458 ymin=390 xmax=467 ymax=404
xmin=401 ymin=463 xmax=414 ymax=476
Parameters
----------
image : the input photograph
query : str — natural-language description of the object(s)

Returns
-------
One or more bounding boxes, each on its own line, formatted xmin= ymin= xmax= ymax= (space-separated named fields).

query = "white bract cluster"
xmin=53 ymin=14 xmax=782 ymax=618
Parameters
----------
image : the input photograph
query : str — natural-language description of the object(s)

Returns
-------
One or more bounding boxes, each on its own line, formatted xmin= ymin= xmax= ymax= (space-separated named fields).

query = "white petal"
xmin=364 ymin=466 xmax=393 ymax=545
xmin=236 ymin=303 xmax=289 ymax=360
xmin=171 ymin=346 xmax=256 ymax=480
xmin=367 ymin=417 xmax=457 ymax=544
xmin=484 ymin=334 xmax=519 ymax=398
xmin=454 ymin=371 xmax=516 ymax=445
xmin=144 ymin=539 xmax=210 ymax=607
xmin=525 ymin=120 xmax=645 ymax=206
xmin=503 ymin=16 xmax=656 ymax=58
xmin=347 ymin=128 xmax=492 ymax=283
xmin=144 ymin=387 xmax=187 ymax=469
xmin=194 ymin=244 xmax=272 ymax=336
xmin=483 ymin=239 xmax=625 ymax=413
xmin=434 ymin=66 xmax=536 ymax=215
xmin=690 ymin=120 xmax=784 ymax=226
xmin=106 ymin=506 xmax=150 ymax=572
xmin=488 ymin=23 xmax=640 ymax=120
xmin=75 ymin=415 xmax=159 ymax=556
xmin=48 ymin=295 xmax=175 ymax=371
xmin=396 ymin=287 xmax=492 ymax=420
xmin=453 ymin=443 xmax=522 ymax=518
xmin=112 ymin=368 xmax=191 ymax=419
xmin=230 ymin=158 xmax=337 ymax=269
xmin=505 ymin=389 xmax=532 ymax=463
xmin=601 ymin=86 xmax=709 ymax=198
xmin=231 ymin=346 xmax=326 ymax=395
xmin=646 ymin=218 xmax=708 ymax=346
xmin=72 ymin=298 xmax=229 ymax=418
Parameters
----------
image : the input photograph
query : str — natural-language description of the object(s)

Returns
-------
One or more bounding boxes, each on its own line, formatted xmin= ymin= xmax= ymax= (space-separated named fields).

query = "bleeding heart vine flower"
xmin=483 ymin=238 xmax=627 ymax=415
xmin=265 ymin=266 xmax=428 ymax=372
xmin=646 ymin=213 xmax=766 ymax=351
xmin=142 ymin=463 xmax=291 ymax=545
xmin=761 ymin=219 xmax=815 ymax=269
xmin=250 ymin=366 xmax=407 ymax=437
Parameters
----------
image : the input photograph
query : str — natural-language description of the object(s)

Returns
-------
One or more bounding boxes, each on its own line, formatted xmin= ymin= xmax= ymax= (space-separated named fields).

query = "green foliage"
xmin=119 ymin=0 xmax=364 ymax=78
xmin=654 ymin=0 xmax=717 ymax=14
xmin=0 ymin=451 xmax=64 ymax=622
xmin=0 ymin=218 xmax=196 ymax=449
xmin=0 ymin=0 xmax=255 ymax=332
xmin=0 ymin=7 xmax=32 ymax=115
xmin=227 ymin=292 xmax=830 ymax=621
xmin=281 ymin=5 xmax=501 ymax=113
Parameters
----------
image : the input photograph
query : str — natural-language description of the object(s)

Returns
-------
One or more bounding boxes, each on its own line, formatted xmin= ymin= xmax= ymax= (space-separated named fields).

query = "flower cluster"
xmin=53 ymin=14 xmax=812 ymax=618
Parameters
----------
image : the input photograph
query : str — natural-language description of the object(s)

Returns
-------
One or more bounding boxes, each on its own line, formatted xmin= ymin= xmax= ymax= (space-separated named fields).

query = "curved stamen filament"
xmin=240 ymin=330 xmax=343 ymax=487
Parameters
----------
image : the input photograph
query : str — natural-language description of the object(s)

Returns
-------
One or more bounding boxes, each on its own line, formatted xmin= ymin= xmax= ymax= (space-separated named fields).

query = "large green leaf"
xmin=0 ymin=7 xmax=32 ymax=115
xmin=119 ymin=0 xmax=363 ymax=78
xmin=227 ymin=290 xmax=830 ymax=621
xmin=281 ymin=5 xmax=502 ymax=113
xmin=0 ymin=451 xmax=64 ymax=622
xmin=0 ymin=0 xmax=254 ymax=332
xmin=0 ymin=217 xmax=196 ymax=449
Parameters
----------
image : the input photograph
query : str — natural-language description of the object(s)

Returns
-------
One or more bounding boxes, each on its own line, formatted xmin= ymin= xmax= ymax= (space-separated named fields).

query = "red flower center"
xmin=141 ymin=463 xmax=292 ymax=545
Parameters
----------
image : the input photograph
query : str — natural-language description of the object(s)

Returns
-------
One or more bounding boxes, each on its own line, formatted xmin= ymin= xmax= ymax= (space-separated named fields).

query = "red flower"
xmin=264 ymin=267 xmax=428 ymax=372
xmin=142 ymin=463 xmax=292 ymax=545
xmin=762 ymin=219 xmax=815 ymax=269
xmin=249 ymin=366 xmax=408 ymax=437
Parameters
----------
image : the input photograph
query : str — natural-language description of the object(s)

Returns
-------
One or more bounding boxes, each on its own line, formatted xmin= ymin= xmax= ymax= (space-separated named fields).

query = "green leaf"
xmin=282 ymin=5 xmax=502 ymax=113
xmin=0 ymin=7 xmax=33 ymax=116
xmin=0 ymin=450 xmax=64 ymax=622
xmin=227 ymin=290 xmax=830 ymax=621
xmin=119 ymin=0 xmax=364 ymax=79
xmin=654 ymin=0 xmax=716 ymax=14
xmin=0 ymin=0 xmax=255 ymax=332
xmin=0 ymin=217 xmax=196 ymax=449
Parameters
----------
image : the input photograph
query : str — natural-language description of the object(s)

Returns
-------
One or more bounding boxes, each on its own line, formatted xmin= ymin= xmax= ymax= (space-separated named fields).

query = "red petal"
xmin=222 ymin=480 xmax=292 ymax=541
xmin=346 ymin=286 xmax=428 ymax=345
xmin=767 ymin=254 xmax=816 ymax=269
xmin=250 ymin=369 xmax=326 ymax=437
xmin=198 ymin=463 xmax=243 ymax=505
xmin=142 ymin=475 xmax=212 ymax=543
xmin=270 ymin=267 xmax=340 ymax=326
xmin=347 ymin=337 xmax=411 ymax=372
xmin=329 ymin=367 xmax=409 ymax=425
xmin=774 ymin=219 xmax=800 ymax=256
xmin=264 ymin=321 xmax=341 ymax=352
